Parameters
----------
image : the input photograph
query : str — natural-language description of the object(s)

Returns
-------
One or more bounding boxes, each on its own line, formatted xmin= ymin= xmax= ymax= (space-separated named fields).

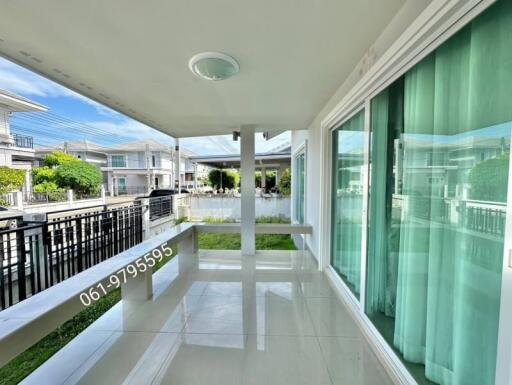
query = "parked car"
xmin=149 ymin=188 xmax=189 ymax=197
xmin=0 ymin=206 xmax=23 ymax=229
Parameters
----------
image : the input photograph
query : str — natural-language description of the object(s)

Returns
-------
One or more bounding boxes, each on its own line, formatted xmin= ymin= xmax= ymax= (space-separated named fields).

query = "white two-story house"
xmin=0 ymin=89 xmax=47 ymax=201
xmin=101 ymin=139 xmax=175 ymax=195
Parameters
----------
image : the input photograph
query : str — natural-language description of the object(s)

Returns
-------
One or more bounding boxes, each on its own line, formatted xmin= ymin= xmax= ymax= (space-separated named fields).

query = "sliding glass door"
xmin=365 ymin=1 xmax=512 ymax=384
xmin=331 ymin=110 xmax=365 ymax=298
xmin=294 ymin=152 xmax=305 ymax=224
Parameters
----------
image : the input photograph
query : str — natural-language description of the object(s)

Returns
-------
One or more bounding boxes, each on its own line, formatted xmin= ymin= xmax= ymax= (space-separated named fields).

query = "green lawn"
xmin=199 ymin=233 xmax=296 ymax=250
xmin=0 ymin=216 xmax=295 ymax=384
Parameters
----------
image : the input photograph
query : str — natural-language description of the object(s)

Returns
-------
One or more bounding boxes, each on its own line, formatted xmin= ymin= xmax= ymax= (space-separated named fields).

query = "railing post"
xmin=67 ymin=189 xmax=74 ymax=206
xmin=76 ymin=218 xmax=83 ymax=272
xmin=15 ymin=191 xmax=23 ymax=210
xmin=141 ymin=198 xmax=151 ymax=240
xmin=16 ymin=229 xmax=27 ymax=302
xmin=101 ymin=186 xmax=106 ymax=203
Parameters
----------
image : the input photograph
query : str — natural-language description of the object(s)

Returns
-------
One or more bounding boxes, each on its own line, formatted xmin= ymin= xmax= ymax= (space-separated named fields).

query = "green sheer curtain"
xmin=331 ymin=110 xmax=365 ymax=297
xmin=366 ymin=1 xmax=512 ymax=384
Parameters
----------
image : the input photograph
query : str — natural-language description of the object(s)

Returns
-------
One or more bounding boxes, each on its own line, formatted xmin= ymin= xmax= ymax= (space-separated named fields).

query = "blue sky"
xmin=0 ymin=57 xmax=290 ymax=155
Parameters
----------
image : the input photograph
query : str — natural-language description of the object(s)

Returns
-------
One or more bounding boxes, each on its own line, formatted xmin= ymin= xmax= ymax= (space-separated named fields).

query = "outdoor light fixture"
xmin=188 ymin=52 xmax=239 ymax=81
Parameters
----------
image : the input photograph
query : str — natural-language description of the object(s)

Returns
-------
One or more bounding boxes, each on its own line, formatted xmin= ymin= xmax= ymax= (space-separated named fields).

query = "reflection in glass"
xmin=366 ymin=2 xmax=512 ymax=384
xmin=331 ymin=110 xmax=365 ymax=298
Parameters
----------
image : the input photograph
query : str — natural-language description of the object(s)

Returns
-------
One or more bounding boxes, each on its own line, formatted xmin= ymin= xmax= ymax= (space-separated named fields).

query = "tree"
xmin=255 ymin=171 xmax=276 ymax=189
xmin=0 ymin=167 xmax=26 ymax=206
xmin=279 ymin=168 xmax=291 ymax=195
xmin=43 ymin=151 xmax=79 ymax=167
xmin=208 ymin=169 xmax=240 ymax=190
xmin=55 ymin=161 xmax=102 ymax=194
xmin=32 ymin=166 xmax=56 ymax=185
xmin=469 ymin=152 xmax=509 ymax=202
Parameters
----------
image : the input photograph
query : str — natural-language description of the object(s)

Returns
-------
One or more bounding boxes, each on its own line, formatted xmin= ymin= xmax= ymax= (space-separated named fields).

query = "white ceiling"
xmin=0 ymin=0 xmax=404 ymax=138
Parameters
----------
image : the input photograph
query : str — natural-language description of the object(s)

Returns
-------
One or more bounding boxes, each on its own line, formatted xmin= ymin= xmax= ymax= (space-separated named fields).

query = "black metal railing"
xmin=461 ymin=204 xmax=506 ymax=237
xmin=149 ymin=196 xmax=173 ymax=220
xmin=11 ymin=133 xmax=34 ymax=149
xmin=0 ymin=204 xmax=143 ymax=310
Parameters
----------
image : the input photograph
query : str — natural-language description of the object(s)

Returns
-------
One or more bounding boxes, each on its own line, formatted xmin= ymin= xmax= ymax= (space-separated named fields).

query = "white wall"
xmin=189 ymin=196 xmax=290 ymax=221
xmin=291 ymin=0 xmax=431 ymax=261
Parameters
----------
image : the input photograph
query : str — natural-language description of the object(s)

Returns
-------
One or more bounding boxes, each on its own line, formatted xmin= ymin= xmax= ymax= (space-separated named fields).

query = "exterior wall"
xmin=188 ymin=196 xmax=290 ymax=221
xmin=291 ymin=0 xmax=431 ymax=261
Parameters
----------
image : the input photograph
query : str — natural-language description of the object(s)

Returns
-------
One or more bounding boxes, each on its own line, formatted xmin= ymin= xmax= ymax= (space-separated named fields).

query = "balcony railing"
xmin=11 ymin=133 xmax=34 ymax=149
xmin=0 ymin=204 xmax=143 ymax=310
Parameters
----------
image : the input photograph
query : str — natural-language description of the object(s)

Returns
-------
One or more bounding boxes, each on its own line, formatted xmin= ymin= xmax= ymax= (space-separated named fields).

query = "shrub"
xmin=208 ymin=169 xmax=240 ymax=190
xmin=255 ymin=171 xmax=276 ymax=189
xmin=43 ymin=151 xmax=78 ymax=167
xmin=32 ymin=167 xmax=56 ymax=185
xmin=279 ymin=168 xmax=291 ymax=195
xmin=55 ymin=161 xmax=102 ymax=194
xmin=469 ymin=152 xmax=509 ymax=202
xmin=33 ymin=181 xmax=60 ymax=193
xmin=0 ymin=167 xmax=25 ymax=206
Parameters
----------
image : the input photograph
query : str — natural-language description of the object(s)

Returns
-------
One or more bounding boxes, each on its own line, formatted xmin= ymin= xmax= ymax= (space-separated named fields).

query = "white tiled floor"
xmin=22 ymin=250 xmax=394 ymax=385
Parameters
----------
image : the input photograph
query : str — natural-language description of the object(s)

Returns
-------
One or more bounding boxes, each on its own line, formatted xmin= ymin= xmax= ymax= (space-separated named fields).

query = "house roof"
xmin=0 ymin=89 xmax=47 ymax=113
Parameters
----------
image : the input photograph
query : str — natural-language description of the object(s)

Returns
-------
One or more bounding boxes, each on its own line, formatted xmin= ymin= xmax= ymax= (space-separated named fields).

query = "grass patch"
xmin=198 ymin=233 xmax=295 ymax=250
xmin=198 ymin=215 xmax=296 ymax=250
xmin=0 ymin=289 xmax=121 ymax=385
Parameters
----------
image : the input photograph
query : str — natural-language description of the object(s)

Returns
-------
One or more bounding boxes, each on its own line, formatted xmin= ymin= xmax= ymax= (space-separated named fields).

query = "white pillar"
xmin=276 ymin=167 xmax=282 ymax=186
xmin=261 ymin=167 xmax=266 ymax=189
xmin=241 ymin=126 xmax=255 ymax=255
xmin=193 ymin=163 xmax=198 ymax=190
xmin=176 ymin=139 xmax=182 ymax=193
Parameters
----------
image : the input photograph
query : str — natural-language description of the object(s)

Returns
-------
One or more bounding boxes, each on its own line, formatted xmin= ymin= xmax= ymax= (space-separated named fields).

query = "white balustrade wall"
xmin=188 ymin=195 xmax=291 ymax=221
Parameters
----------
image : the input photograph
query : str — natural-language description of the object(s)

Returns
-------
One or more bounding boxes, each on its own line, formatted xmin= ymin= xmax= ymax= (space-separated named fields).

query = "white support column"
xmin=176 ymin=139 xmax=182 ymax=192
xmin=261 ymin=167 xmax=266 ymax=189
xmin=241 ymin=126 xmax=256 ymax=255
xmin=193 ymin=163 xmax=198 ymax=190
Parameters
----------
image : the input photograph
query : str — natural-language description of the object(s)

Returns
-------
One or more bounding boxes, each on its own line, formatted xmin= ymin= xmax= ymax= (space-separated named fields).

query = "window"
xmin=331 ymin=110 xmax=365 ymax=298
xmin=152 ymin=155 xmax=156 ymax=167
xmin=365 ymin=2 xmax=512 ymax=384
xmin=111 ymin=155 xmax=125 ymax=167
xmin=293 ymin=151 xmax=305 ymax=224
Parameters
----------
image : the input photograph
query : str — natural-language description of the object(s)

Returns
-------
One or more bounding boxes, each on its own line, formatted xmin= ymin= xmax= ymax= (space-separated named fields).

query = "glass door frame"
xmin=292 ymin=140 xmax=307 ymax=225
xmin=325 ymin=103 xmax=368 ymax=307
xmin=496 ymin=146 xmax=512 ymax=385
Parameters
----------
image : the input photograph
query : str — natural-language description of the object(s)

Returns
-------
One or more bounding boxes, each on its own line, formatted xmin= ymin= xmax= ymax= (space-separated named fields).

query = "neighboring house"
xmin=36 ymin=140 xmax=108 ymax=168
xmin=101 ymin=139 xmax=175 ymax=195
xmin=35 ymin=139 xmax=211 ymax=194
xmin=0 ymin=89 xmax=47 ymax=200
xmin=180 ymin=148 xmax=211 ymax=190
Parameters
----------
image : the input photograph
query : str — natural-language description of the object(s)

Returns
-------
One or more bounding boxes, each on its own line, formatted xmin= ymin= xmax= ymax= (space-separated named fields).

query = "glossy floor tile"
xmin=22 ymin=250 xmax=394 ymax=385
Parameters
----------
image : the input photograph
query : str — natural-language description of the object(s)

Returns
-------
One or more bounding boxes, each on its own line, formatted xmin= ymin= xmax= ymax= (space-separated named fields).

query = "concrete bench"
xmin=0 ymin=221 xmax=312 ymax=366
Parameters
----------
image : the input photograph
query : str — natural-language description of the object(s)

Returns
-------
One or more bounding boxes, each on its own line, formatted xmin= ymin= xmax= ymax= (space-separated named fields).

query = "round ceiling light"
xmin=188 ymin=52 xmax=239 ymax=81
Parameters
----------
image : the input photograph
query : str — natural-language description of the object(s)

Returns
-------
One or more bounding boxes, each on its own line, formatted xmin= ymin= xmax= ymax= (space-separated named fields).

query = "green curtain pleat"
xmin=367 ymin=1 xmax=512 ymax=384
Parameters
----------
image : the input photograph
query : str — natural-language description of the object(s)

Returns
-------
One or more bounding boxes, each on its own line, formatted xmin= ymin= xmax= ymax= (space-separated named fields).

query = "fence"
xmin=11 ymin=133 xmax=34 ymax=149
xmin=149 ymin=196 xmax=173 ymax=220
xmin=26 ymin=191 xmax=69 ymax=204
xmin=0 ymin=204 xmax=143 ymax=309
